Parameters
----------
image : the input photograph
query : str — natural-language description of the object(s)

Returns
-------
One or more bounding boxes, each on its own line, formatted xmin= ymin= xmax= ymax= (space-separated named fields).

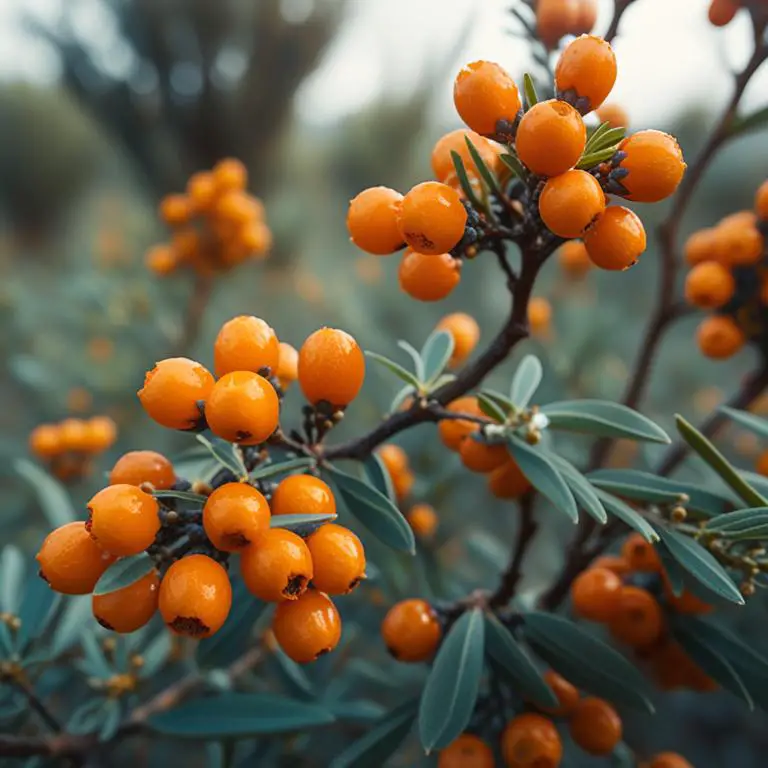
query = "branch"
xmin=12 ymin=677 xmax=62 ymax=734
xmin=605 ymin=0 xmax=635 ymax=43
xmin=174 ymin=271 xmax=214 ymax=357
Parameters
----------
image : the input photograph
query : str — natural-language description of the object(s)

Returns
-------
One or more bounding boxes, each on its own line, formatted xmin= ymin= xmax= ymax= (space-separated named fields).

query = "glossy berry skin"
xmin=438 ymin=734 xmax=495 ymax=768
xmin=460 ymin=437 xmax=509 ymax=473
xmin=555 ymin=35 xmax=617 ymax=111
xmin=584 ymin=206 xmax=646 ymax=270
xmin=271 ymin=475 xmax=336 ymax=518
xmin=501 ymin=713 xmax=562 ymax=768
xmin=649 ymin=753 xmax=694 ymax=768
xmin=37 ymin=522 xmax=116 ymax=595
xmin=397 ymin=182 xmax=467 ymax=256
xmin=539 ymin=169 xmax=605 ymax=238
xmin=58 ymin=419 xmax=90 ymax=453
xmin=708 ymin=0 xmax=739 ymax=26
xmin=346 ymin=186 xmax=405 ymax=255
xmin=160 ymin=194 xmax=191 ymax=226
xmin=203 ymin=483 xmax=271 ymax=551
xmin=431 ymin=129 xmax=499 ymax=183
xmin=618 ymin=131 xmax=686 ymax=203
xmin=205 ymin=371 xmax=279 ymax=446
xmin=609 ymin=586 xmax=664 ymax=647
xmin=93 ymin=570 xmax=160 ymax=633
xmin=756 ymin=179 xmax=768 ymax=220
xmin=272 ymin=590 xmax=342 ymax=663
xmin=381 ymin=599 xmax=441 ymax=662
xmin=276 ymin=342 xmax=299 ymax=390
xmin=540 ymin=670 xmax=580 ymax=716
xmin=306 ymin=523 xmax=366 ymax=595
xmin=684 ymin=261 xmax=735 ymax=309
xmin=571 ymin=566 xmax=622 ymax=622
xmin=569 ymin=697 xmax=622 ymax=756
xmin=240 ymin=528 xmax=313 ymax=602
xmin=29 ymin=424 xmax=61 ymax=458
xmin=407 ymin=504 xmax=438 ymax=538
xmin=399 ymin=250 xmax=461 ymax=302
xmin=298 ymin=327 xmax=365 ymax=407
xmin=517 ymin=100 xmax=586 ymax=177
xmin=138 ymin=358 xmax=215 ymax=430
xmin=696 ymin=315 xmax=746 ymax=359
xmin=488 ymin=459 xmax=532 ymax=499
xmin=109 ymin=450 xmax=175 ymax=490
xmin=438 ymin=396 xmax=484 ymax=450
xmin=87 ymin=485 xmax=160 ymax=557
xmin=558 ymin=240 xmax=591 ymax=278
xmin=621 ymin=533 xmax=661 ymax=572
xmin=453 ymin=60 xmax=522 ymax=136
xmin=159 ymin=555 xmax=232 ymax=638
xmin=436 ymin=312 xmax=481 ymax=367
xmin=213 ymin=315 xmax=280 ymax=378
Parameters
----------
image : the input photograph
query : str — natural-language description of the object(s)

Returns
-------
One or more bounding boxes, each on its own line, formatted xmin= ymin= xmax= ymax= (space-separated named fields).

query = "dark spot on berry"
xmin=283 ymin=575 xmax=307 ymax=598
xmin=235 ymin=430 xmax=252 ymax=443
xmin=405 ymin=232 xmax=435 ymax=251
xmin=96 ymin=616 xmax=115 ymax=631
xmin=170 ymin=616 xmax=210 ymax=637
xmin=315 ymin=647 xmax=331 ymax=659
xmin=347 ymin=577 xmax=363 ymax=592
xmin=38 ymin=568 xmax=49 ymax=585
xmin=222 ymin=530 xmax=249 ymax=549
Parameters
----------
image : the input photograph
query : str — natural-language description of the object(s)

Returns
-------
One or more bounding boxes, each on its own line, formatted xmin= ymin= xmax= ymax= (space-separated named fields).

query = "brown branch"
xmin=11 ymin=676 xmax=62 ymax=734
xmin=174 ymin=271 xmax=214 ymax=357
xmin=605 ymin=0 xmax=635 ymax=42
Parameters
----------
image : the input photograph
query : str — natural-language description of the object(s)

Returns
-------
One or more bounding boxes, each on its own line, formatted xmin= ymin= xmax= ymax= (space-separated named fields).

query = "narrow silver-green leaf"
xmin=153 ymin=490 xmax=208 ymax=504
xmin=721 ymin=406 xmax=768 ymax=438
xmin=50 ymin=595 xmax=91 ymax=657
xmin=595 ymin=489 xmax=658 ymax=542
xmin=93 ymin=554 xmax=156 ymax=597
xmin=15 ymin=459 xmax=75 ymax=528
xmin=522 ymin=73 xmax=539 ymax=109
xmin=585 ymin=122 xmax=612 ymax=152
xmin=16 ymin=574 xmax=60 ymax=649
xmin=250 ymin=458 xmax=315 ymax=482
xmin=397 ymin=340 xmax=426 ymax=382
xmin=196 ymin=435 xmax=247 ymax=478
xmin=389 ymin=385 xmax=415 ymax=415
xmin=588 ymin=479 xmax=685 ymax=506
xmin=509 ymin=355 xmax=543 ymax=409
xmin=478 ymin=390 xmax=514 ymax=416
xmin=364 ymin=453 xmax=397 ymax=503
xmin=705 ymin=507 xmax=768 ymax=535
xmin=270 ymin=512 xmax=336 ymax=536
xmin=421 ymin=330 xmax=455 ymax=385
xmin=0 ymin=546 xmax=25 ymax=615
xmin=476 ymin=393 xmax=507 ymax=423
xmin=500 ymin=153 xmax=529 ymax=183
xmin=365 ymin=351 xmax=421 ymax=389
xmin=548 ymin=455 xmax=607 ymax=524
xmin=588 ymin=125 xmax=626 ymax=152
xmin=450 ymin=151 xmax=486 ymax=212
xmin=577 ymin=145 xmax=619 ymax=170
xmin=465 ymin=137 xmax=504 ymax=198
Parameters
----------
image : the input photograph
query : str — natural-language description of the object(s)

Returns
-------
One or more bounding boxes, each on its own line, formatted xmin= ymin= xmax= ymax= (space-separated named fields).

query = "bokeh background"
xmin=1 ymin=0 xmax=767 ymax=765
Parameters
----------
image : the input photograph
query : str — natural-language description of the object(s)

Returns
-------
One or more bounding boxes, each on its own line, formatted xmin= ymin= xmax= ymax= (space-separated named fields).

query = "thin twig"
xmin=174 ymin=271 xmax=214 ymax=357
xmin=12 ymin=677 xmax=62 ymax=733
xmin=605 ymin=0 xmax=635 ymax=43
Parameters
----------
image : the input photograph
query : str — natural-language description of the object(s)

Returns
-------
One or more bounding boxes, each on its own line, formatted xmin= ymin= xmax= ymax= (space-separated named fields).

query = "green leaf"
xmin=542 ymin=400 xmax=670 ymax=443
xmin=148 ymin=693 xmax=334 ymax=739
xmin=450 ymin=151 xmax=486 ymax=212
xmin=15 ymin=459 xmax=75 ymax=528
xmin=270 ymin=512 xmax=336 ymax=536
xmin=595 ymin=490 xmax=659 ymax=542
xmin=327 ymin=700 xmax=386 ymax=724
xmin=548 ymin=455 xmax=607 ymax=524
xmin=50 ymin=595 xmax=92 ymax=656
xmin=364 ymin=351 xmax=421 ymax=389
xmin=389 ymin=385 xmax=416 ymax=415
xmin=464 ymin=137 xmax=504 ymax=198
xmin=153 ymin=490 xmax=208 ymax=504
xmin=476 ymin=393 xmax=507 ymax=423
xmin=720 ymin=406 xmax=768 ymax=438
xmin=522 ymin=612 xmax=655 ymax=712
xmin=588 ymin=479 xmax=685 ymax=506
xmin=80 ymin=632 xmax=113 ymax=679
xmin=500 ymin=152 xmax=529 ymax=183
xmin=99 ymin=698 xmax=123 ymax=742
xmin=396 ymin=340 xmax=426 ymax=382
xmin=509 ymin=355 xmax=543 ymax=409
xmin=419 ymin=609 xmax=485 ymax=752
xmin=704 ymin=507 xmax=768 ymax=539
xmin=484 ymin=615 xmax=558 ymax=708
xmin=16 ymin=574 xmax=60 ymax=649
xmin=250 ymin=458 xmax=315 ymax=482
xmin=522 ymin=73 xmax=539 ymax=109
xmin=196 ymin=435 xmax=247 ymax=479
xmin=273 ymin=646 xmax=315 ymax=699
xmin=139 ymin=630 xmax=172 ymax=678
xmin=364 ymin=453 xmax=397 ymax=503
xmin=421 ymin=330 xmax=455 ymax=385
xmin=585 ymin=122 xmax=612 ymax=151
xmin=577 ymin=145 xmax=619 ymax=170
xmin=0 ymin=546 xmax=24 ymax=615
xmin=93 ymin=554 xmax=156 ymax=597
xmin=507 ymin=436 xmax=578 ymax=523
xmin=327 ymin=466 xmax=415 ymax=554
xmin=588 ymin=125 xmax=626 ymax=152
xmin=656 ymin=539 xmax=686 ymax=596
xmin=478 ymin=390 xmax=514 ymax=417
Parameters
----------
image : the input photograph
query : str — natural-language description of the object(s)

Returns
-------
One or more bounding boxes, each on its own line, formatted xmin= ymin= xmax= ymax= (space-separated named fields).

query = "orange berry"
xmin=539 ymin=670 xmax=580 ymax=716
xmin=186 ymin=171 xmax=217 ymax=211
xmin=555 ymin=35 xmax=617 ymax=111
xmin=529 ymin=297 xmax=552 ymax=335
xmin=621 ymin=533 xmax=661 ymax=572
xmin=571 ymin=566 xmax=622 ymax=622
xmin=138 ymin=358 xmax=214 ymax=430
xmin=272 ymin=590 xmax=341 ymax=663
xmin=239 ymin=221 xmax=272 ymax=256
xmin=684 ymin=261 xmax=735 ymax=309
xmin=596 ymin=102 xmax=628 ymax=129
xmin=649 ymin=752 xmax=693 ymax=768
xmin=203 ymin=483 xmax=271 ymax=552
xmin=757 ymin=449 xmax=768 ymax=476
xmin=213 ymin=315 xmax=280 ymax=378
xmin=618 ymin=130 xmax=686 ymax=203
xmin=58 ymin=418 xmax=90 ymax=453
xmin=716 ymin=222 xmax=764 ymax=267
xmin=29 ymin=424 xmax=62 ymax=459
xmin=214 ymin=191 xmax=257 ymax=225
xmin=569 ymin=697 xmax=622 ymax=756
xmin=453 ymin=60 xmax=522 ymax=136
xmin=720 ymin=210 xmax=757 ymax=231
xmin=298 ymin=327 xmax=365 ymax=407
xmin=407 ymin=503 xmax=439 ymax=539
xmin=240 ymin=528 xmax=313 ymax=602
xmin=160 ymin=194 xmax=191 ymax=226
xmin=93 ymin=570 xmax=160 ymax=634
xmin=381 ymin=599 xmax=442 ymax=662
xmin=756 ymin=179 xmax=768 ymax=220
xmin=590 ymin=555 xmax=630 ymax=577
xmin=439 ymin=734 xmax=494 ymax=768
xmin=501 ymin=713 xmax=562 ymax=768
xmin=86 ymin=485 xmax=160 ymax=557
xmin=347 ymin=187 xmax=405 ymax=255
xmin=306 ymin=523 xmax=366 ymax=594
xmin=708 ymin=0 xmax=739 ymax=26
xmin=271 ymin=474 xmax=337 ymax=518
xmin=584 ymin=206 xmax=646 ymax=270
xmin=436 ymin=312 xmax=481 ymax=367
xmin=608 ymin=585 xmax=664 ymax=647
xmin=516 ymin=100 xmax=587 ymax=177
xmin=392 ymin=468 xmax=415 ymax=500
xmin=109 ymin=451 xmax=175 ymax=490
xmin=397 ymin=182 xmax=467 ymax=255
xmin=460 ymin=437 xmax=509 ymax=473
xmin=145 ymin=244 xmax=177 ymax=276
xmin=662 ymin=573 xmax=712 ymax=615
xmin=488 ymin=459 xmax=531 ymax=500
xmin=438 ymin=396 xmax=484 ymax=451
xmin=683 ymin=228 xmax=718 ymax=266
xmin=213 ymin=158 xmax=247 ymax=192
xmin=378 ymin=444 xmax=410 ymax=478
xmin=696 ymin=315 xmax=745 ymax=359
xmin=539 ymin=169 xmax=605 ymax=238
xmin=276 ymin=342 xmax=299 ymax=391
xmin=536 ymin=0 xmax=580 ymax=48
xmin=558 ymin=240 xmax=592 ymax=278
xmin=575 ymin=0 xmax=598 ymax=33
xmin=431 ymin=129 xmax=499 ymax=183
xmin=170 ymin=228 xmax=201 ymax=263
xmin=399 ymin=249 xmax=461 ymax=302
xmin=36 ymin=522 xmax=116 ymax=595
xmin=205 ymin=372 xmax=279 ymax=445
xmin=159 ymin=554 xmax=232 ymax=638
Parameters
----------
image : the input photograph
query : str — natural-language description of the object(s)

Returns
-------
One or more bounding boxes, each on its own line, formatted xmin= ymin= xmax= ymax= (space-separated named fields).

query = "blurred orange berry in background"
xmin=436 ymin=312 xmax=480 ymax=367
xmin=555 ymin=35 xmax=617 ymax=112
xmin=558 ymin=240 xmax=592 ymax=279
xmin=696 ymin=315 xmax=746 ymax=359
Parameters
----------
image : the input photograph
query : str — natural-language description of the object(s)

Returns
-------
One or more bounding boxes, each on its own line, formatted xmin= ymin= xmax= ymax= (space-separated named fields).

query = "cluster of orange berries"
xmin=708 ymin=0 xmax=764 ymax=26
xmin=145 ymin=159 xmax=272 ymax=277
xmin=684 ymin=179 xmax=768 ymax=360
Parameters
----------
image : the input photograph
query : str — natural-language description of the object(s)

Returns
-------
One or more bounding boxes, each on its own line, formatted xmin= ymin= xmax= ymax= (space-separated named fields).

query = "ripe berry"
xmin=407 ymin=503 xmax=438 ymax=539
xmin=213 ymin=315 xmax=280 ymax=378
xmin=609 ymin=585 xmax=664 ymax=647
xmin=584 ymin=206 xmax=646 ymax=270
xmin=684 ymin=261 xmax=735 ymax=309
xmin=539 ymin=670 xmax=580 ymax=716
xmin=59 ymin=418 xmax=90 ymax=453
xmin=649 ymin=753 xmax=693 ymax=768
xmin=590 ymin=554 xmax=630 ymax=577
xmin=708 ymin=0 xmax=739 ymax=26
xmin=516 ymin=100 xmax=587 ymax=177
xmin=271 ymin=474 xmax=336 ymax=518
xmin=696 ymin=315 xmax=745 ymax=359
xmin=501 ymin=713 xmax=562 ymax=768
xmin=555 ymin=35 xmax=617 ymax=111
xmin=138 ymin=358 xmax=215 ymax=430
xmin=93 ymin=570 xmax=160 ymax=634
xmin=346 ymin=187 xmax=405 ymax=255
xmin=87 ymin=485 xmax=160 ymax=557
xmin=381 ymin=598 xmax=441 ymax=662
xmin=241 ymin=528 xmax=313 ymax=601
xmin=757 ymin=449 xmax=768 ymax=476
xmin=203 ymin=483 xmax=271 ymax=552
xmin=438 ymin=396 xmax=484 ymax=450
xmin=453 ymin=60 xmax=522 ymax=136
xmin=488 ymin=459 xmax=532 ymax=499
xmin=186 ymin=171 xmax=217 ymax=212
xmin=397 ymin=182 xmax=467 ymax=255
xmin=618 ymin=131 xmax=686 ymax=203
xmin=438 ymin=734 xmax=494 ymax=768
xmin=558 ymin=240 xmax=592 ymax=278
xmin=85 ymin=416 xmax=117 ymax=453
xmin=536 ymin=0 xmax=580 ymax=49
xmin=569 ymin=697 xmax=622 ymax=756
xmin=716 ymin=221 xmax=764 ymax=266
xmin=109 ymin=450 xmax=175 ymax=490
xmin=272 ymin=590 xmax=342 ymax=663
xmin=621 ymin=533 xmax=661 ymax=572
xmin=37 ymin=522 xmax=116 ymax=595
xmin=756 ymin=179 xmax=768 ymax=220
xmin=298 ymin=327 xmax=365 ymax=406
xmin=436 ymin=312 xmax=481 ymax=367
xmin=539 ymin=169 xmax=605 ymax=238
xmin=571 ymin=566 xmax=622 ymax=622
xmin=378 ymin=444 xmax=409 ymax=478
xmin=276 ymin=342 xmax=299 ymax=390
xmin=213 ymin=158 xmax=247 ymax=192
xmin=306 ymin=523 xmax=366 ymax=594
xmin=159 ymin=554 xmax=232 ymax=638
xmin=29 ymin=424 xmax=62 ymax=459
xmin=460 ymin=437 xmax=509 ymax=473
xmin=684 ymin=228 xmax=718 ymax=265
xmin=431 ymin=129 xmax=499 ymax=183
xmin=528 ymin=297 xmax=552 ymax=335
xmin=596 ymin=102 xmax=629 ymax=128
xmin=160 ymin=194 xmax=191 ymax=226
xmin=399 ymin=250 xmax=461 ymax=302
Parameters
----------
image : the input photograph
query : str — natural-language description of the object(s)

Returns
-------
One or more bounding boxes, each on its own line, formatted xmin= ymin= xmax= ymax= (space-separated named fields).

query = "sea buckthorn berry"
xmin=460 ymin=436 xmax=509 ymax=473
xmin=272 ymin=590 xmax=341 ymax=663
xmin=271 ymin=474 xmax=336 ymax=518
xmin=203 ymin=483 xmax=271 ymax=552
xmin=392 ymin=469 xmax=415 ymax=500
xmin=306 ymin=523 xmax=366 ymax=595
xmin=159 ymin=554 xmax=232 ymax=638
xmin=87 ymin=485 xmax=160 ymax=557
xmin=186 ymin=171 xmax=217 ymax=211
xmin=93 ymin=570 xmax=160 ymax=634
xmin=649 ymin=752 xmax=694 ymax=768
xmin=37 ymin=522 xmax=116 ymax=595
xmin=276 ymin=342 xmax=299 ymax=390
xmin=397 ymin=182 xmax=467 ymax=255
xmin=621 ymin=533 xmax=661 ymax=572
xmin=213 ymin=158 xmax=247 ymax=192
xmin=240 ymin=528 xmax=313 ymax=601
xmin=539 ymin=169 xmax=605 ymax=238
xmin=489 ymin=459 xmax=532 ymax=500
xmin=617 ymin=131 xmax=686 ymax=203
xmin=576 ymin=0 xmax=598 ymax=33
xmin=378 ymin=444 xmax=409 ymax=478
xmin=146 ymin=244 xmax=177 ymax=276
xmin=555 ymin=35 xmax=617 ymax=112
xmin=85 ymin=416 xmax=117 ymax=452
xmin=536 ymin=0 xmax=580 ymax=48
xmin=215 ymin=191 xmax=257 ymax=225
xmin=683 ymin=228 xmax=718 ymax=265
xmin=569 ymin=697 xmax=622 ymax=756
xmin=717 ymin=222 xmax=764 ymax=266
xmin=696 ymin=315 xmax=745 ymax=359
xmin=438 ymin=396 xmax=484 ymax=450
xmin=609 ymin=586 xmax=664 ymax=647
xmin=213 ymin=315 xmax=280 ymax=378
xmin=757 ymin=449 xmax=768 ymax=477
xmin=399 ymin=250 xmax=461 ymax=302
xmin=159 ymin=194 xmax=191 ymax=226
xmin=516 ymin=100 xmax=587 ymax=177
xmin=381 ymin=599 xmax=441 ymax=662
xmin=109 ymin=450 xmax=175 ymax=490
xmin=584 ymin=206 xmax=646 ymax=270
xmin=29 ymin=424 xmax=61 ymax=458
xmin=539 ymin=670 xmax=580 ymax=716
xmin=718 ymin=210 xmax=756 ymax=230
xmin=684 ymin=261 xmax=735 ymax=309
xmin=298 ymin=327 xmax=366 ymax=406
xmin=59 ymin=418 xmax=90 ymax=453
xmin=662 ymin=574 xmax=712 ymax=615
xmin=756 ymin=180 xmax=768 ymax=220
xmin=407 ymin=503 xmax=438 ymax=539
xmin=529 ymin=297 xmax=552 ymax=336
xmin=501 ymin=713 xmax=562 ymax=768
xmin=453 ymin=60 xmax=522 ymax=136
xmin=346 ymin=187 xmax=405 ymax=255
xmin=558 ymin=240 xmax=592 ymax=278
xmin=431 ymin=129 xmax=499 ymax=183
xmin=596 ymin=102 xmax=628 ymax=128
xmin=205 ymin=371 xmax=280 ymax=446
xmin=436 ymin=312 xmax=481 ymax=367
xmin=439 ymin=734 xmax=494 ymax=768
xmin=708 ymin=0 xmax=739 ymax=26
xmin=590 ymin=554 xmax=630 ymax=577
xmin=138 ymin=358 xmax=215 ymax=430
xmin=571 ymin=566 xmax=622 ymax=622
